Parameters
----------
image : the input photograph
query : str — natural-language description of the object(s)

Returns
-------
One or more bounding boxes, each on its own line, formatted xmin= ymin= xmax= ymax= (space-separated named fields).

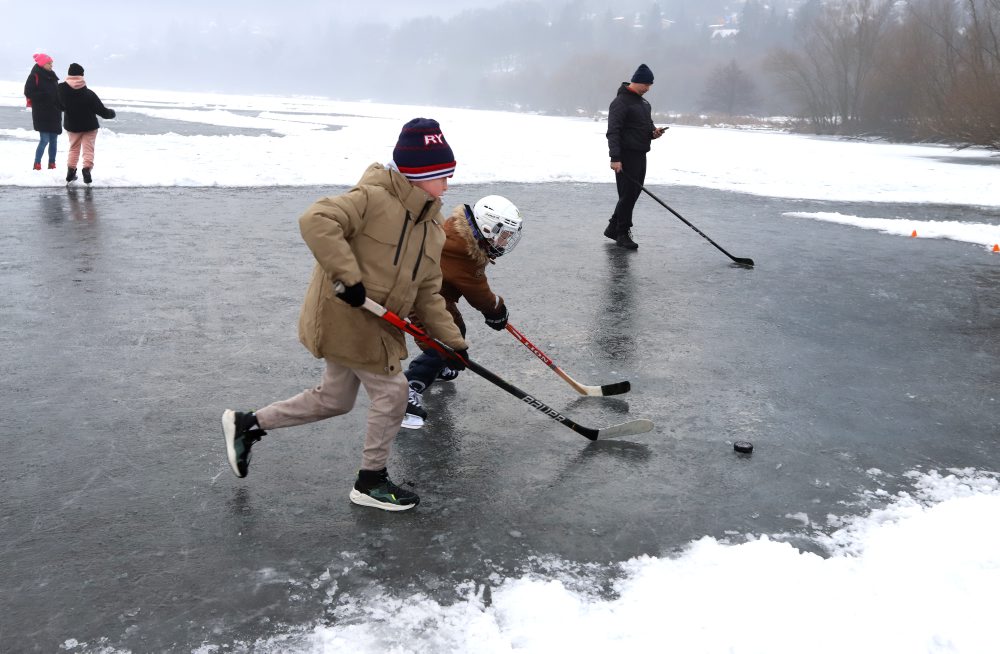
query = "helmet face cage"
xmin=473 ymin=195 xmax=523 ymax=258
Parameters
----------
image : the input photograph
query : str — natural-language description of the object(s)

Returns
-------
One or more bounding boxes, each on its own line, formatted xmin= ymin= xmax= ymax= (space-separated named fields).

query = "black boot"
xmin=615 ymin=229 xmax=639 ymax=250
xmin=66 ymin=167 xmax=77 ymax=183
xmin=603 ymin=218 xmax=618 ymax=240
xmin=82 ymin=168 xmax=92 ymax=184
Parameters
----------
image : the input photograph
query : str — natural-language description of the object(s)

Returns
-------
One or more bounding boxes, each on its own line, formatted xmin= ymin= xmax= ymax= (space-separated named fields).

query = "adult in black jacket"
xmin=58 ymin=63 xmax=116 ymax=184
xmin=23 ymin=53 xmax=62 ymax=170
xmin=604 ymin=64 xmax=667 ymax=250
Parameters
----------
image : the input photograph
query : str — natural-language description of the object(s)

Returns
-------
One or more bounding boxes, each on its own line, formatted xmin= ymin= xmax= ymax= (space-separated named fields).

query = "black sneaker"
xmin=222 ymin=409 xmax=267 ymax=478
xmin=603 ymin=220 xmax=617 ymax=240
xmin=616 ymin=229 xmax=639 ymax=250
xmin=82 ymin=168 xmax=92 ymax=184
xmin=349 ymin=468 xmax=420 ymax=511
xmin=406 ymin=385 xmax=428 ymax=420
xmin=66 ymin=167 xmax=77 ymax=183
xmin=436 ymin=366 xmax=460 ymax=382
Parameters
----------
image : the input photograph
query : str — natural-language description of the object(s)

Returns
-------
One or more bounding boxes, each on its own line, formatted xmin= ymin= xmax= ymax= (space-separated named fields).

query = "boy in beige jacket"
xmin=222 ymin=118 xmax=467 ymax=511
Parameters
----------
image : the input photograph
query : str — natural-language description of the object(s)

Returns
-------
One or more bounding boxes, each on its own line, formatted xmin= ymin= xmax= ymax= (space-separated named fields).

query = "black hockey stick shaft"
xmin=335 ymin=285 xmax=651 ymax=440
xmin=624 ymin=173 xmax=754 ymax=267
xmin=370 ymin=300 xmax=605 ymax=439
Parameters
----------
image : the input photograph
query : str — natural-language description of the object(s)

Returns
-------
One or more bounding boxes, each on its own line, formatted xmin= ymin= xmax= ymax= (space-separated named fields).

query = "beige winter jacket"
xmin=297 ymin=163 xmax=466 ymax=375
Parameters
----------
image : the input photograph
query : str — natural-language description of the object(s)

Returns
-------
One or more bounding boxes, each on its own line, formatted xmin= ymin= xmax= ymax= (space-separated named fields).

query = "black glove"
xmin=336 ymin=281 xmax=366 ymax=308
xmin=484 ymin=302 xmax=508 ymax=331
xmin=448 ymin=348 xmax=469 ymax=370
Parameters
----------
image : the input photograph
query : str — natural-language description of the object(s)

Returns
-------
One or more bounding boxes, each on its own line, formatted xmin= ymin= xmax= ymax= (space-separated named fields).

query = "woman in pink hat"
xmin=24 ymin=53 xmax=63 ymax=171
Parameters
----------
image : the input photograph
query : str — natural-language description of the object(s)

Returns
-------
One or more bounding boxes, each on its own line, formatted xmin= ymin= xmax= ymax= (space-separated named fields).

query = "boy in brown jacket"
xmin=222 ymin=118 xmax=468 ymax=511
xmin=403 ymin=195 xmax=523 ymax=428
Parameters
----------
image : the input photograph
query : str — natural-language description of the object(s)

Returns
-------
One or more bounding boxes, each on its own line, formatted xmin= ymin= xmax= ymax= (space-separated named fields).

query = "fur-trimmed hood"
xmin=443 ymin=204 xmax=490 ymax=267
xmin=435 ymin=203 xmax=503 ymax=319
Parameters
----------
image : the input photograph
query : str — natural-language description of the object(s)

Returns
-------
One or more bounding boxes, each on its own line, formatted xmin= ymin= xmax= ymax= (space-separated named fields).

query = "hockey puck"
xmin=733 ymin=440 xmax=754 ymax=454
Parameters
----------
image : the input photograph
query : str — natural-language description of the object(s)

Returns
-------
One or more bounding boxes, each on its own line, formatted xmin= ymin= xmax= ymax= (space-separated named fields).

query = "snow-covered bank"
xmin=787 ymin=212 xmax=1000 ymax=252
xmin=218 ymin=469 xmax=1000 ymax=654
xmin=3 ymin=81 xmax=997 ymax=209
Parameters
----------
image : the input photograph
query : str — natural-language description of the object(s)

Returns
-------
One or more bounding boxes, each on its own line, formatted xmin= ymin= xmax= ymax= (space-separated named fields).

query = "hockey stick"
xmin=505 ymin=322 xmax=630 ymax=396
xmin=623 ymin=173 xmax=755 ymax=267
xmin=334 ymin=284 xmax=653 ymax=440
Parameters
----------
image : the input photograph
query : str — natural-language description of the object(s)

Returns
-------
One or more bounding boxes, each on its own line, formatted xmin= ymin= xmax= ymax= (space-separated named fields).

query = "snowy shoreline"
xmin=3 ymin=80 xmax=998 ymax=209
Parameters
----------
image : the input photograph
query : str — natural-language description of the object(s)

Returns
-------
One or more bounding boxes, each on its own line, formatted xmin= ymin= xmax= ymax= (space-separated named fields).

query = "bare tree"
xmin=766 ymin=0 xmax=895 ymax=132
xmin=945 ymin=0 xmax=1000 ymax=147
xmin=898 ymin=0 xmax=1000 ymax=148
xmin=699 ymin=60 xmax=759 ymax=115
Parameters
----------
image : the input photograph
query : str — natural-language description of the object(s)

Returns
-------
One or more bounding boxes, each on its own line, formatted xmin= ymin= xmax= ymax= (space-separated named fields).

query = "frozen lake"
xmin=2 ymin=180 xmax=998 ymax=652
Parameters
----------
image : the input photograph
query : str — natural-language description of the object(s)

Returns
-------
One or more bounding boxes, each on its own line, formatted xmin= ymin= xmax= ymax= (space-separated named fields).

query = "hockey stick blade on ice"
xmin=623 ymin=173 xmax=755 ymax=267
xmin=506 ymin=323 xmax=630 ymax=396
xmin=334 ymin=284 xmax=653 ymax=441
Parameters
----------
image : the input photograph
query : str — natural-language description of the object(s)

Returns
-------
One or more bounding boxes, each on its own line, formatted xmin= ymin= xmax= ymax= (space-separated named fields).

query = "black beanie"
xmin=392 ymin=118 xmax=456 ymax=181
xmin=631 ymin=63 xmax=654 ymax=84
xmin=68 ymin=63 xmax=84 ymax=76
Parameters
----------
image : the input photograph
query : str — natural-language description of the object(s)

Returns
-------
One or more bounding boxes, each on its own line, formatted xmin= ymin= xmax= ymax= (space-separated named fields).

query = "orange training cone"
xmin=993 ymin=244 xmax=999 ymax=252
xmin=911 ymin=230 xmax=917 ymax=238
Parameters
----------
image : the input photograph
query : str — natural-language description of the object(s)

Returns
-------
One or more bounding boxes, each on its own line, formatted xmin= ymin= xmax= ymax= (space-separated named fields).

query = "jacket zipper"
xmin=413 ymin=223 xmax=428 ymax=281
xmin=393 ymin=212 xmax=410 ymax=266
xmin=411 ymin=200 xmax=433 ymax=280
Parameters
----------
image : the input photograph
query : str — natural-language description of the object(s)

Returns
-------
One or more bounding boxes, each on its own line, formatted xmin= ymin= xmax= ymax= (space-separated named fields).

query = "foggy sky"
xmin=2 ymin=0 xmax=575 ymax=85
xmin=3 ymin=0 xmax=788 ymax=115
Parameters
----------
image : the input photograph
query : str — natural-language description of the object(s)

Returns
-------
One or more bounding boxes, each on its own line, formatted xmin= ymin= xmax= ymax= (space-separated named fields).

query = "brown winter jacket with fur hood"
xmin=297 ymin=163 xmax=466 ymax=375
xmin=435 ymin=204 xmax=506 ymax=330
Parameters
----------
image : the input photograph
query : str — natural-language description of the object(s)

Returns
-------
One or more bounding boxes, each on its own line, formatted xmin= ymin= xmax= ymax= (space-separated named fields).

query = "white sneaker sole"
xmin=349 ymin=489 xmax=417 ymax=511
xmin=401 ymin=414 xmax=425 ymax=430
xmin=221 ymin=409 xmax=242 ymax=477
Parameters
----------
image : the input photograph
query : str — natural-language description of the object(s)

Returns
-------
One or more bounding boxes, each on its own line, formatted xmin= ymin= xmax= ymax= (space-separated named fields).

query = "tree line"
xmin=42 ymin=0 xmax=996 ymax=149
xmin=362 ymin=0 xmax=998 ymax=149
xmin=766 ymin=0 xmax=1000 ymax=148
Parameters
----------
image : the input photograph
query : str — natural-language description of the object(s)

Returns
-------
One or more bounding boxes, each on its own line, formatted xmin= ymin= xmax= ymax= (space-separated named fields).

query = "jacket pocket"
xmin=356 ymin=213 xmax=408 ymax=299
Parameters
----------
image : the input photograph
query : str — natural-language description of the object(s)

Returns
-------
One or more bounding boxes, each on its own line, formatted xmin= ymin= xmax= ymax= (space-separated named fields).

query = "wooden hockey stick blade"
xmin=556 ymin=367 xmax=631 ymax=396
xmin=508 ymin=323 xmax=632 ymax=396
xmin=597 ymin=380 xmax=631 ymax=396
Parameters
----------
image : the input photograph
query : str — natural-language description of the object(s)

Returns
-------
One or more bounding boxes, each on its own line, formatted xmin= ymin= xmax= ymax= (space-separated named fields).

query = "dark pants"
xmin=405 ymin=315 xmax=467 ymax=392
xmin=609 ymin=149 xmax=647 ymax=235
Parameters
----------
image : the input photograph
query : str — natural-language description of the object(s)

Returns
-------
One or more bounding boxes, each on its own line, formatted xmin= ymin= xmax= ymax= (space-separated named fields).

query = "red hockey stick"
xmin=505 ymin=323 xmax=630 ymax=396
xmin=334 ymin=284 xmax=653 ymax=440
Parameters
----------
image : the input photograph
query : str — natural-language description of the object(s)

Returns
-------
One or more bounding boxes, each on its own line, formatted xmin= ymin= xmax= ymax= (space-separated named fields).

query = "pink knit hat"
xmin=33 ymin=53 xmax=53 ymax=67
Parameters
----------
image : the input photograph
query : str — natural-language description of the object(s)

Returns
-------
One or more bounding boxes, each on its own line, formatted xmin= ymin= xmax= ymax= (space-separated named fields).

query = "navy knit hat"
xmin=631 ymin=64 xmax=654 ymax=84
xmin=68 ymin=63 xmax=84 ymax=76
xmin=392 ymin=118 xmax=456 ymax=181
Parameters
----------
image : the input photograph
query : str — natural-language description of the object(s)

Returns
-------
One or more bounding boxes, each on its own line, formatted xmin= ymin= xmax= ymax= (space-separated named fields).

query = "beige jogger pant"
xmin=253 ymin=359 xmax=408 ymax=471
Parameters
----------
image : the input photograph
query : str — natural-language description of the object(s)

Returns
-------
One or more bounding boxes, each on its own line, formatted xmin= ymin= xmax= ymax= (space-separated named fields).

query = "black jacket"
xmin=24 ymin=65 xmax=62 ymax=133
xmin=606 ymin=82 xmax=654 ymax=161
xmin=58 ymin=82 xmax=116 ymax=132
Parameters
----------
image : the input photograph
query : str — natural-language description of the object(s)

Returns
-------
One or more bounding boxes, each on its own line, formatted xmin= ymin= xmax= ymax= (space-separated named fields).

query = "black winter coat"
xmin=58 ymin=83 xmax=116 ymax=132
xmin=606 ymin=82 xmax=654 ymax=161
xmin=24 ymin=65 xmax=62 ymax=134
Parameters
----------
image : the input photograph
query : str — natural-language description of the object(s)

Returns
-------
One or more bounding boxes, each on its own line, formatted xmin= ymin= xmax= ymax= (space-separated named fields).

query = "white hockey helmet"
xmin=472 ymin=195 xmax=523 ymax=258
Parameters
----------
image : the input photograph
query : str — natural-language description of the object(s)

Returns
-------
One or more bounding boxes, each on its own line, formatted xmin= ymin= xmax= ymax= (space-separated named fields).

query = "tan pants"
xmin=67 ymin=130 xmax=98 ymax=169
xmin=253 ymin=359 xmax=408 ymax=471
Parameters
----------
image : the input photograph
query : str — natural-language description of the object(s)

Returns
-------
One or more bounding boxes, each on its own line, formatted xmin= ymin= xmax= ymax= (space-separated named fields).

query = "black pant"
xmin=610 ymin=149 xmax=647 ymax=234
xmin=405 ymin=313 xmax=466 ymax=392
